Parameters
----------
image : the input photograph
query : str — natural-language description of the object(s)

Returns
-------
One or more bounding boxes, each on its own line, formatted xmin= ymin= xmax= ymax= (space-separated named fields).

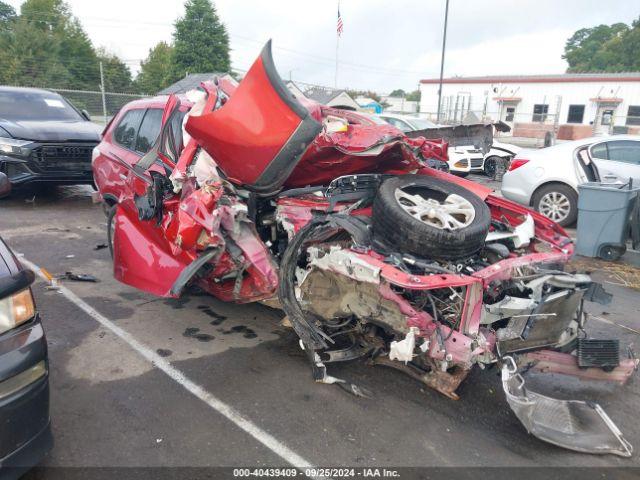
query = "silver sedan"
xmin=501 ymin=135 xmax=640 ymax=226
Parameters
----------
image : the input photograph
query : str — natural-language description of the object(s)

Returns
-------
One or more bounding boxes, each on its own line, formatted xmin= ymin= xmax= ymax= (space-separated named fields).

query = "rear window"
xmin=590 ymin=142 xmax=608 ymax=160
xmin=0 ymin=89 xmax=83 ymax=122
xmin=113 ymin=109 xmax=145 ymax=150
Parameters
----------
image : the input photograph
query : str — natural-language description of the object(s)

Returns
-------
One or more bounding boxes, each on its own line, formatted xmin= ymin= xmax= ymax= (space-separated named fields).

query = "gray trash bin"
xmin=576 ymin=181 xmax=640 ymax=260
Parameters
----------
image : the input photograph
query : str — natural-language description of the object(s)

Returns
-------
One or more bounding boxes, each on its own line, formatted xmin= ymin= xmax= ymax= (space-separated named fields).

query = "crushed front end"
xmin=276 ymin=183 xmax=637 ymax=456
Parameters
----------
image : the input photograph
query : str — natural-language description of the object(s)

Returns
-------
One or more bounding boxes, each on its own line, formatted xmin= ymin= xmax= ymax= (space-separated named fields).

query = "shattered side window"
xmin=158 ymin=108 xmax=184 ymax=165
xmin=135 ymin=109 xmax=163 ymax=154
xmin=170 ymin=111 xmax=186 ymax=153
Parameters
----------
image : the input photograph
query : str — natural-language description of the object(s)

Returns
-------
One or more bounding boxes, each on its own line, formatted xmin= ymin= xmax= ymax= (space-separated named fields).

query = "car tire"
xmin=451 ymin=172 xmax=469 ymax=178
xmin=532 ymin=183 xmax=577 ymax=227
xmin=372 ymin=175 xmax=491 ymax=260
xmin=484 ymin=156 xmax=507 ymax=181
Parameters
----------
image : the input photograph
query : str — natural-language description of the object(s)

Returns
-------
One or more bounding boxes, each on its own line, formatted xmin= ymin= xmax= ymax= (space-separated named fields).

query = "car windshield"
xmin=409 ymin=118 xmax=437 ymax=129
xmin=0 ymin=90 xmax=84 ymax=122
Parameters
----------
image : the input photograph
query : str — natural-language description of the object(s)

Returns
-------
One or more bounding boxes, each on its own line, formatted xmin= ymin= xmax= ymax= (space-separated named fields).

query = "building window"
xmin=627 ymin=106 xmax=640 ymax=126
xmin=567 ymin=105 xmax=585 ymax=124
xmin=505 ymin=107 xmax=515 ymax=122
xmin=532 ymin=104 xmax=548 ymax=122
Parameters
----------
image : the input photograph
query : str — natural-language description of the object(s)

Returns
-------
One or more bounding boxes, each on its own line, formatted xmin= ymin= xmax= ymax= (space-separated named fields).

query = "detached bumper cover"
xmin=501 ymin=357 xmax=632 ymax=457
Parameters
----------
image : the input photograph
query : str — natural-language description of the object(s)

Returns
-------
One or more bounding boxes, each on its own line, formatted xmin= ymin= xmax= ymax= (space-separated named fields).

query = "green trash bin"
xmin=576 ymin=181 xmax=640 ymax=260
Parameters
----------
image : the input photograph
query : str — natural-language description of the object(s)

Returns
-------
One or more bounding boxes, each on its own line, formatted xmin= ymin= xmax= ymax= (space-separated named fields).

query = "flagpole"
xmin=335 ymin=0 xmax=340 ymax=88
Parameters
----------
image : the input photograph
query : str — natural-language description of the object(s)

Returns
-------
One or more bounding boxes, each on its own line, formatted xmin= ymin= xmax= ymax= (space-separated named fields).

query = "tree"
xmin=0 ymin=2 xmax=17 ymax=84
xmin=563 ymin=18 xmax=640 ymax=72
xmin=97 ymin=48 xmax=133 ymax=92
xmin=0 ymin=1 xmax=16 ymax=22
xmin=389 ymin=89 xmax=406 ymax=97
xmin=405 ymin=90 xmax=421 ymax=102
xmin=171 ymin=0 xmax=230 ymax=80
xmin=0 ymin=0 xmax=134 ymax=91
xmin=136 ymin=42 xmax=174 ymax=94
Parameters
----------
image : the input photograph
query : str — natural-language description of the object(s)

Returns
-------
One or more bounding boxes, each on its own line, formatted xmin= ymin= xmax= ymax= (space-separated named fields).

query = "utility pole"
xmin=99 ymin=61 xmax=107 ymax=125
xmin=436 ymin=0 xmax=450 ymax=123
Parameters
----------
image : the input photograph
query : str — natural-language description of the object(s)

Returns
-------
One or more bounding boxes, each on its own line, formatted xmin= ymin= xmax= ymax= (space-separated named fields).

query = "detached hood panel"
xmin=185 ymin=40 xmax=321 ymax=194
xmin=0 ymin=119 xmax=102 ymax=142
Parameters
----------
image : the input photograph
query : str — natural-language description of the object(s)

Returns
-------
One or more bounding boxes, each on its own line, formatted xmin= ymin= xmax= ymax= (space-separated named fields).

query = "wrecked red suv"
xmin=93 ymin=41 xmax=637 ymax=457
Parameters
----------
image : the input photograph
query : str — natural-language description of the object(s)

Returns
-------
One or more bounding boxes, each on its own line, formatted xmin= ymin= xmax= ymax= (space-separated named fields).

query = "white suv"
xmin=378 ymin=113 xmax=520 ymax=177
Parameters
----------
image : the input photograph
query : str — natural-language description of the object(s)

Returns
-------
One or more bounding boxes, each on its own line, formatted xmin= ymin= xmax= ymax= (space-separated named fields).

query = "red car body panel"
xmin=113 ymin=202 xmax=193 ymax=296
xmin=185 ymin=41 xmax=322 ymax=193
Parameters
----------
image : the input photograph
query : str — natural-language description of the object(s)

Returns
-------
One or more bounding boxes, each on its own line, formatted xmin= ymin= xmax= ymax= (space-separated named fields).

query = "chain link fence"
xmin=49 ymin=88 xmax=150 ymax=125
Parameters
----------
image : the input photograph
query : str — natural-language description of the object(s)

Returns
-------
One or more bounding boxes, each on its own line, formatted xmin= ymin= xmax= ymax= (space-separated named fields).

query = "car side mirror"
xmin=0 ymin=172 xmax=11 ymax=198
xmin=81 ymin=109 xmax=91 ymax=121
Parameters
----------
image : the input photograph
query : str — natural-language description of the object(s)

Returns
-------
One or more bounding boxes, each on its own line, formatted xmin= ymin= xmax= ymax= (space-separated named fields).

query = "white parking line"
xmin=20 ymin=256 xmax=315 ymax=469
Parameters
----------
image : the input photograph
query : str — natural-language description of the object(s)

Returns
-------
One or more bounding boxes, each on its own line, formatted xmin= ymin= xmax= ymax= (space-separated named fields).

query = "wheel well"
xmin=103 ymin=194 xmax=118 ymax=207
xmin=530 ymin=181 xmax=575 ymax=206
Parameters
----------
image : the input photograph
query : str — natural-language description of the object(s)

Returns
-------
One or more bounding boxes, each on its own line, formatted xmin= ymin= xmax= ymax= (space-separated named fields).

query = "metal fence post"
xmin=99 ymin=61 xmax=107 ymax=125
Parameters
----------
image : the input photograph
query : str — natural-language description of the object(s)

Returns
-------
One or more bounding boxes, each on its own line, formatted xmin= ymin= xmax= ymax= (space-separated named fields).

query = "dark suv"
xmin=0 ymin=86 xmax=102 ymax=193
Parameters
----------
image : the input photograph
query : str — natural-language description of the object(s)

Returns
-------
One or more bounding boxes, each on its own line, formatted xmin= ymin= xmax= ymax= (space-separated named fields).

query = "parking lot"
xmin=2 ymin=175 xmax=640 ymax=474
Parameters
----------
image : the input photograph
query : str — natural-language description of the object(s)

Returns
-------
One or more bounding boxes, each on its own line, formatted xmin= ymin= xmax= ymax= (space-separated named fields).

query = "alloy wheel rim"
xmin=394 ymin=187 xmax=475 ymax=230
xmin=539 ymin=192 xmax=571 ymax=222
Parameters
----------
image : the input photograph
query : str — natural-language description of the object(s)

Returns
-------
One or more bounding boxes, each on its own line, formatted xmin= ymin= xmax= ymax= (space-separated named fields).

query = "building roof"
xmin=158 ymin=73 xmax=234 ymax=94
xmin=303 ymin=87 xmax=347 ymax=104
xmin=355 ymin=96 xmax=381 ymax=106
xmin=420 ymin=72 xmax=640 ymax=85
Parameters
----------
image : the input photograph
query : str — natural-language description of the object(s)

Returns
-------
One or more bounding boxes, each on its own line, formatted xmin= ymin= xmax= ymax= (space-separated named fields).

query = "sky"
xmin=6 ymin=0 xmax=639 ymax=93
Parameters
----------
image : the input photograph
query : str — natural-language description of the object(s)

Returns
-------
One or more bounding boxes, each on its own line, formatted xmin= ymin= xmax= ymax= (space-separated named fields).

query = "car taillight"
xmin=508 ymin=159 xmax=529 ymax=171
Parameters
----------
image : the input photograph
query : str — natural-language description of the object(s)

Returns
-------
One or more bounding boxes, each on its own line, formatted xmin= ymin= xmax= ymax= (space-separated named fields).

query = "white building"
xmin=419 ymin=73 xmax=640 ymax=139
xmin=381 ymin=95 xmax=418 ymax=114
xmin=301 ymin=86 xmax=361 ymax=111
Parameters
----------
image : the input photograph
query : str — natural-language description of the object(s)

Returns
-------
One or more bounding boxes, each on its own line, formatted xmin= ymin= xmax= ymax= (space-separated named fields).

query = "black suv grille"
xmin=30 ymin=143 xmax=95 ymax=172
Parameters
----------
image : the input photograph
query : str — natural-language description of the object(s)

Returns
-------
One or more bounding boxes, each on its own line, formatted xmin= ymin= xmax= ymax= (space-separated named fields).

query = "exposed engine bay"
xmin=96 ymin=41 xmax=638 ymax=457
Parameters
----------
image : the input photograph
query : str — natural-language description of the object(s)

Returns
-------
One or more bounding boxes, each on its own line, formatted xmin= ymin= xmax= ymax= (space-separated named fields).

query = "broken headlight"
xmin=0 ymin=289 xmax=36 ymax=335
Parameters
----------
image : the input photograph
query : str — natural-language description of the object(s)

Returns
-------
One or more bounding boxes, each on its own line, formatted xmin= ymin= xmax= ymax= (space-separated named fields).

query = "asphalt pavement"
xmin=1 ymin=176 xmax=639 ymax=476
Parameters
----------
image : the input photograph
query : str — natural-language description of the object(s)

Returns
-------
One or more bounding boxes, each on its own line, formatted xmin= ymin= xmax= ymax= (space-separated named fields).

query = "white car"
xmin=378 ymin=113 xmax=520 ymax=177
xmin=501 ymin=134 xmax=640 ymax=227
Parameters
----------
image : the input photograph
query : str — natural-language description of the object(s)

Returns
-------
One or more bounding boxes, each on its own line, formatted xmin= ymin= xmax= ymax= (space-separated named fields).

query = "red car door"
xmin=93 ymin=107 xmax=146 ymax=203
xmin=111 ymin=100 xmax=194 ymax=297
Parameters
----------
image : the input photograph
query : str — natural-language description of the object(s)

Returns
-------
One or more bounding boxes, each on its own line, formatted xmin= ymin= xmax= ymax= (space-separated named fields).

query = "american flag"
xmin=337 ymin=5 xmax=343 ymax=36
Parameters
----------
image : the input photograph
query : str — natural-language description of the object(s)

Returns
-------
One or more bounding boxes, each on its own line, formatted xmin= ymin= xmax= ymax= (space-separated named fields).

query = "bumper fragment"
xmin=518 ymin=349 xmax=638 ymax=384
xmin=501 ymin=357 xmax=632 ymax=457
